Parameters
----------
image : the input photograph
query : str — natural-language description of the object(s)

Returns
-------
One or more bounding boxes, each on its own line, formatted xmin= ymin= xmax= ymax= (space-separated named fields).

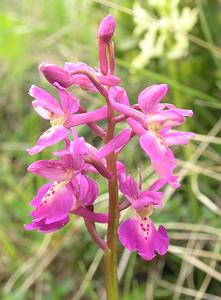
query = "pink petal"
xmin=72 ymin=174 xmax=98 ymax=206
xmin=158 ymin=103 xmax=193 ymax=117
xmin=148 ymin=110 xmax=185 ymax=127
xmin=40 ymin=63 xmax=74 ymax=88
xmin=163 ymin=131 xmax=195 ymax=146
xmin=25 ymin=216 xmax=70 ymax=233
xmin=54 ymin=82 xmax=79 ymax=114
xmin=96 ymin=128 xmax=132 ymax=159
xmin=119 ymin=174 xmax=139 ymax=202
xmin=140 ymin=131 xmax=166 ymax=161
xmin=127 ymin=118 xmax=146 ymax=136
xmin=29 ymin=85 xmax=63 ymax=117
xmin=149 ymin=176 xmax=179 ymax=191
xmin=118 ymin=216 xmax=169 ymax=260
xmin=133 ymin=191 xmax=163 ymax=209
xmin=116 ymin=161 xmax=126 ymax=175
xmin=107 ymin=86 xmax=130 ymax=105
xmin=65 ymin=106 xmax=107 ymax=127
xmin=27 ymin=126 xmax=70 ymax=155
xmin=140 ymin=132 xmax=177 ymax=178
xmin=97 ymin=74 xmax=120 ymax=86
xmin=28 ymin=160 xmax=68 ymax=181
xmin=73 ymin=206 xmax=109 ymax=223
xmin=30 ymin=183 xmax=52 ymax=207
xmin=109 ymin=87 xmax=144 ymax=121
xmin=32 ymin=182 xmax=74 ymax=224
xmin=152 ymin=148 xmax=176 ymax=179
xmin=138 ymin=84 xmax=168 ymax=114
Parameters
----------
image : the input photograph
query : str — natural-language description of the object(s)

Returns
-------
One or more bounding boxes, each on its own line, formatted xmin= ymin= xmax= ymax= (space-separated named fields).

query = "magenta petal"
xmin=72 ymin=174 xmax=98 ymax=206
xmin=96 ymin=128 xmax=131 ymax=159
xmin=140 ymin=131 xmax=166 ymax=161
xmin=108 ymin=86 xmax=130 ymax=105
xmin=54 ymin=82 xmax=79 ymax=114
xmin=97 ymin=74 xmax=120 ymax=86
xmin=25 ymin=216 xmax=69 ymax=233
xmin=27 ymin=126 xmax=70 ymax=155
xmin=119 ymin=174 xmax=139 ymax=202
xmin=80 ymin=176 xmax=98 ymax=205
xmin=140 ymin=132 xmax=176 ymax=178
xmin=152 ymin=148 xmax=176 ymax=179
xmin=149 ymin=176 xmax=179 ymax=191
xmin=65 ymin=106 xmax=107 ymax=127
xmin=149 ymin=110 xmax=185 ymax=127
xmin=158 ymin=104 xmax=193 ymax=117
xmin=30 ymin=183 xmax=52 ymax=207
xmin=116 ymin=161 xmax=126 ymax=175
xmin=109 ymin=87 xmax=144 ymax=121
xmin=127 ymin=118 xmax=146 ymax=136
xmin=163 ymin=131 xmax=195 ymax=146
xmin=29 ymin=85 xmax=63 ymax=117
xmin=40 ymin=63 xmax=74 ymax=88
xmin=32 ymin=182 xmax=73 ymax=224
xmin=138 ymin=84 xmax=168 ymax=114
xmin=28 ymin=160 xmax=68 ymax=181
xmin=73 ymin=207 xmax=109 ymax=223
xmin=118 ymin=216 xmax=169 ymax=260
xmin=133 ymin=191 xmax=163 ymax=209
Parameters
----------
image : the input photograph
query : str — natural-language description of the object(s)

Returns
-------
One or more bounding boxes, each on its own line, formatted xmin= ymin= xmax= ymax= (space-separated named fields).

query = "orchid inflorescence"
xmin=25 ymin=14 xmax=194 ymax=261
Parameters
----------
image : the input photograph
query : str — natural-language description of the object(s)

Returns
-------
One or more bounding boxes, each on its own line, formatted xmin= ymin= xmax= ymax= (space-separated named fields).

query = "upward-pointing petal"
xmin=54 ymin=82 xmax=79 ymax=114
xmin=29 ymin=85 xmax=63 ymax=117
xmin=138 ymin=84 xmax=168 ymax=114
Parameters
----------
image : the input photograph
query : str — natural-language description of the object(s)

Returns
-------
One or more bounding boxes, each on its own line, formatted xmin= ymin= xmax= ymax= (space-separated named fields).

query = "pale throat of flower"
xmin=147 ymin=118 xmax=163 ymax=136
xmin=50 ymin=115 xmax=66 ymax=126
xmin=135 ymin=205 xmax=154 ymax=218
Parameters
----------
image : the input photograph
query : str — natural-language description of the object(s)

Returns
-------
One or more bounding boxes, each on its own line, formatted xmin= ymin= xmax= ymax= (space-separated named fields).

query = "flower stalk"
xmin=103 ymin=104 xmax=119 ymax=300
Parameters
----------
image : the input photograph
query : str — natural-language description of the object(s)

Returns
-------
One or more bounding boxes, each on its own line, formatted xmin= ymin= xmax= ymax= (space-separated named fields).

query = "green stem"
xmin=103 ymin=103 xmax=119 ymax=300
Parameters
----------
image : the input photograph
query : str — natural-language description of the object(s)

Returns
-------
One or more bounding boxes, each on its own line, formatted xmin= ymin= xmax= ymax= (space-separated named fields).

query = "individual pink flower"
xmin=25 ymin=155 xmax=108 ymax=233
xmin=118 ymin=173 xmax=169 ymax=260
xmin=109 ymin=84 xmax=194 ymax=179
xmin=27 ymin=83 xmax=107 ymax=155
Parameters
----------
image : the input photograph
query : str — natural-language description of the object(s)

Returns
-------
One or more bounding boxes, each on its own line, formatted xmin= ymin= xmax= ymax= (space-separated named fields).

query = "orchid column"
xmin=25 ymin=14 xmax=194 ymax=300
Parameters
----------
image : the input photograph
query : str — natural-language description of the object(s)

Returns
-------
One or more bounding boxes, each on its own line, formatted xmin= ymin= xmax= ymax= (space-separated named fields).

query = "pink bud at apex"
xmin=40 ymin=63 xmax=74 ymax=88
xmin=98 ymin=14 xmax=116 ymax=43
xmin=98 ymin=15 xmax=116 ymax=75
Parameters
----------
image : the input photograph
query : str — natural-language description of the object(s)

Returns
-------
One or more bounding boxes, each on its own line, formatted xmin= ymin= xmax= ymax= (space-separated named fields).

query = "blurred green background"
xmin=0 ymin=0 xmax=221 ymax=299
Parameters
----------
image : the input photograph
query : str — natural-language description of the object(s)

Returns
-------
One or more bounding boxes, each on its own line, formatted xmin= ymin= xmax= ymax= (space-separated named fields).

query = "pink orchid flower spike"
xmin=109 ymin=85 xmax=195 ymax=180
xmin=118 ymin=173 xmax=169 ymax=260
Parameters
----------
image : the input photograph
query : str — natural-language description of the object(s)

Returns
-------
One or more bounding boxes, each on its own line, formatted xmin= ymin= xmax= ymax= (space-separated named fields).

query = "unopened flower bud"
xmin=98 ymin=14 xmax=116 ymax=43
xmin=39 ymin=63 xmax=74 ymax=88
